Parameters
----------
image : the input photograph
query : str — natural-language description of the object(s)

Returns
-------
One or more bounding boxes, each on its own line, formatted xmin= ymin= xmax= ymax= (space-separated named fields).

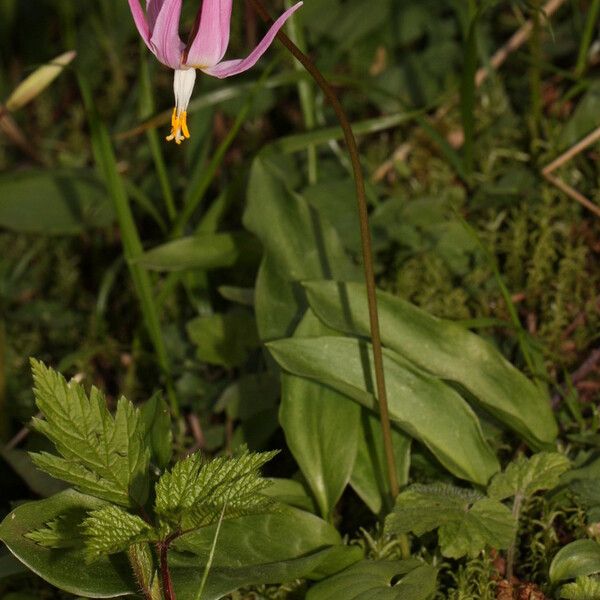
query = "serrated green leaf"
xmin=155 ymin=450 xmax=278 ymax=532
xmin=385 ymin=484 xmax=516 ymax=559
xmin=29 ymin=360 xmax=150 ymax=507
xmin=306 ymin=559 xmax=437 ymax=600
xmin=550 ymin=540 xmax=600 ymax=583
xmin=26 ymin=512 xmax=84 ymax=549
xmin=82 ymin=506 xmax=154 ymax=562
xmin=488 ymin=452 xmax=571 ymax=501
xmin=560 ymin=576 xmax=600 ymax=599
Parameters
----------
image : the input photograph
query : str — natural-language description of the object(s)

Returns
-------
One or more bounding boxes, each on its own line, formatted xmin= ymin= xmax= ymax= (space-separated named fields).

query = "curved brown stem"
xmin=158 ymin=538 xmax=176 ymax=600
xmin=248 ymin=0 xmax=399 ymax=499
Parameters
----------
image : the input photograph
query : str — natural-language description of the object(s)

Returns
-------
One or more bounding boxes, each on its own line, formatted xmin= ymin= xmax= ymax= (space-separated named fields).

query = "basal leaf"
xmin=267 ymin=336 xmax=498 ymax=485
xmin=81 ymin=506 xmax=155 ymax=562
xmin=303 ymin=280 xmax=557 ymax=448
xmin=155 ymin=450 xmax=277 ymax=532
xmin=279 ymin=310 xmax=361 ymax=519
xmin=350 ymin=410 xmax=411 ymax=516
xmin=550 ymin=540 xmax=600 ymax=584
xmin=243 ymin=157 xmax=361 ymax=341
xmin=306 ymin=559 xmax=437 ymax=600
xmin=488 ymin=452 xmax=571 ymax=501
xmin=385 ymin=484 xmax=515 ymax=559
xmin=170 ymin=507 xmax=361 ymax=599
xmin=0 ymin=490 xmax=136 ymax=597
xmin=281 ymin=373 xmax=360 ymax=519
xmin=29 ymin=360 xmax=150 ymax=508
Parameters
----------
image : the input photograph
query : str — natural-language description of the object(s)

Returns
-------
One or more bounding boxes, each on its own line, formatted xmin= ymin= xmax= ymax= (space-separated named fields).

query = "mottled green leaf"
xmin=267 ymin=336 xmax=498 ymax=485
xmin=303 ymin=280 xmax=557 ymax=448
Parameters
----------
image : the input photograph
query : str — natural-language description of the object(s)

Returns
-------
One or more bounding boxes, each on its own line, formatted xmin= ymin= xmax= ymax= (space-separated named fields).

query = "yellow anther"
xmin=181 ymin=111 xmax=190 ymax=139
xmin=165 ymin=108 xmax=190 ymax=144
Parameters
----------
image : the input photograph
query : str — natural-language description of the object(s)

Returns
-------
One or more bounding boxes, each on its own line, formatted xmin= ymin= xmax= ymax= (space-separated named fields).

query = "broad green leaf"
xmin=0 ymin=490 xmax=136 ymax=597
xmin=267 ymin=336 xmax=499 ymax=485
xmin=306 ymin=559 xmax=437 ymax=600
xmin=280 ymin=308 xmax=361 ymax=519
xmin=281 ymin=374 xmax=360 ymax=519
xmin=81 ymin=506 xmax=154 ymax=562
xmin=187 ymin=308 xmax=260 ymax=368
xmin=139 ymin=393 xmax=173 ymax=470
xmin=263 ymin=478 xmax=316 ymax=513
xmin=171 ymin=546 xmax=361 ymax=600
xmin=550 ymin=540 xmax=600 ymax=584
xmin=560 ymin=576 xmax=600 ymax=599
xmin=171 ymin=507 xmax=362 ymax=599
xmin=134 ymin=233 xmax=259 ymax=272
xmin=243 ymin=157 xmax=360 ymax=341
xmin=0 ymin=169 xmax=114 ymax=235
xmin=385 ymin=484 xmax=515 ymax=559
xmin=6 ymin=51 xmax=76 ymax=111
xmin=303 ymin=281 xmax=557 ymax=448
xmin=155 ymin=450 xmax=277 ymax=532
xmin=30 ymin=360 xmax=149 ymax=508
xmin=488 ymin=452 xmax=571 ymax=501
xmin=350 ymin=410 xmax=411 ymax=516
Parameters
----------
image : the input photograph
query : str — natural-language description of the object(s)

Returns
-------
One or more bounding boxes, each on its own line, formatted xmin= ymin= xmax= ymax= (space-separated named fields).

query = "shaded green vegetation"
xmin=1 ymin=0 xmax=599 ymax=598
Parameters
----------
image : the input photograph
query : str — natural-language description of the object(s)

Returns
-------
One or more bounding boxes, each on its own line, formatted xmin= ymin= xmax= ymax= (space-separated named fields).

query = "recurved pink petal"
xmin=149 ymin=0 xmax=185 ymax=69
xmin=128 ymin=0 xmax=151 ymax=45
xmin=185 ymin=0 xmax=233 ymax=69
xmin=202 ymin=1 xmax=302 ymax=79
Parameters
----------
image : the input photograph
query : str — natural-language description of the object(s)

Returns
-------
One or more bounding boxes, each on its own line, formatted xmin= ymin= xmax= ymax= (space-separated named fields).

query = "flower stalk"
xmin=247 ymin=0 xmax=399 ymax=499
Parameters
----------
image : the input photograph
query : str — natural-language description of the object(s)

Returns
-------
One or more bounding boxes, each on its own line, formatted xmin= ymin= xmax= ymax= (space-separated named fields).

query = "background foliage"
xmin=1 ymin=0 xmax=599 ymax=598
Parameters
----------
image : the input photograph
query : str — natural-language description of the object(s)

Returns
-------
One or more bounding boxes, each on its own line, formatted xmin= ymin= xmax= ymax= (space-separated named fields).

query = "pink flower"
xmin=128 ymin=0 xmax=303 ymax=143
